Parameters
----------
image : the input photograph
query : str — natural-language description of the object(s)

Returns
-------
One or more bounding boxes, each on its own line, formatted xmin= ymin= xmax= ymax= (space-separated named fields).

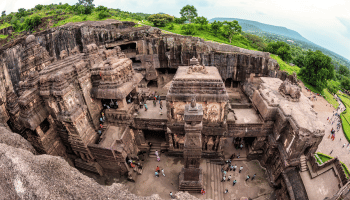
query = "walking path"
xmin=316 ymin=95 xmax=349 ymax=166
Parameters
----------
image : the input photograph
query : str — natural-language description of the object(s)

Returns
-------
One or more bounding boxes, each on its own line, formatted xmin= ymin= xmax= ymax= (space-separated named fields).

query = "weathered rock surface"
xmin=0 ymin=126 xmax=200 ymax=200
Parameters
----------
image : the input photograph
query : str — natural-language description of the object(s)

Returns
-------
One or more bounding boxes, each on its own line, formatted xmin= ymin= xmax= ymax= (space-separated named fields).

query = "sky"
xmin=1 ymin=0 xmax=350 ymax=60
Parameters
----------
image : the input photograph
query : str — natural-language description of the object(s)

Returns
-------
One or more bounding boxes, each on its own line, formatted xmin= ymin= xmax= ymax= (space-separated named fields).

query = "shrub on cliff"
xmin=181 ymin=24 xmax=196 ymax=35
xmin=148 ymin=14 xmax=174 ymax=27
xmin=23 ymin=14 xmax=41 ymax=31
xmin=98 ymin=11 xmax=111 ymax=19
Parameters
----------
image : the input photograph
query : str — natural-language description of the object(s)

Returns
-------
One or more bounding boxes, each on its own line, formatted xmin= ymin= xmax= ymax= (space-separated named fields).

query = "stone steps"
xmin=300 ymin=155 xmax=308 ymax=172
xmin=148 ymin=143 xmax=161 ymax=158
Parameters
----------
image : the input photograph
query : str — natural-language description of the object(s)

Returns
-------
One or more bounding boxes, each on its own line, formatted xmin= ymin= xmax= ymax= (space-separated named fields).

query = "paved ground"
xmin=300 ymin=168 xmax=340 ymax=200
xmin=123 ymin=148 xmax=273 ymax=200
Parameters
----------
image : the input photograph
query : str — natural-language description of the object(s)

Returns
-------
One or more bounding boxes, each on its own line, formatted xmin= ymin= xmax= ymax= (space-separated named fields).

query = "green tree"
xmin=180 ymin=5 xmax=197 ymax=23
xmin=95 ymin=5 xmax=108 ymax=12
xmin=174 ymin=16 xmax=186 ymax=24
xmin=338 ymin=65 xmax=350 ymax=77
xmin=1 ymin=11 xmax=5 ymax=18
xmin=148 ymin=14 xmax=174 ymax=27
xmin=76 ymin=0 xmax=94 ymax=14
xmin=16 ymin=8 xmax=27 ymax=18
xmin=299 ymin=50 xmax=335 ymax=89
xmin=181 ymin=24 xmax=196 ymax=35
xmin=194 ymin=16 xmax=208 ymax=25
xmin=34 ymin=4 xmax=43 ymax=11
xmin=341 ymin=77 xmax=350 ymax=91
xmin=223 ymin=20 xmax=242 ymax=43
xmin=265 ymin=41 xmax=292 ymax=62
xmin=293 ymin=54 xmax=305 ymax=68
xmin=23 ymin=14 xmax=41 ymax=31
xmin=210 ymin=20 xmax=223 ymax=36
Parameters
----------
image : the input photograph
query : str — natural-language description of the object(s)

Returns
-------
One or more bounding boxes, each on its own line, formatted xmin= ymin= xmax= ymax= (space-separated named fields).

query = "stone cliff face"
xmin=0 ymin=19 xmax=279 ymax=96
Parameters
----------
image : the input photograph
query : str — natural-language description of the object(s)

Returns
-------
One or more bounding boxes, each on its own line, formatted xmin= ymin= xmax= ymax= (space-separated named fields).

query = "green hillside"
xmin=210 ymin=18 xmax=350 ymax=68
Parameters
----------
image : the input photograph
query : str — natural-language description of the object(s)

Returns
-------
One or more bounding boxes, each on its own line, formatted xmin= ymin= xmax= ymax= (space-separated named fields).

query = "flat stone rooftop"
xmin=99 ymin=126 xmax=125 ymax=148
xmin=259 ymin=77 xmax=324 ymax=135
xmin=230 ymin=108 xmax=262 ymax=124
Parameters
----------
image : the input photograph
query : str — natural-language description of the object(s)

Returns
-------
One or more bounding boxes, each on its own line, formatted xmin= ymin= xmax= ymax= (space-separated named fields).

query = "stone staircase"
xmin=149 ymin=142 xmax=161 ymax=158
xmin=300 ymin=155 xmax=308 ymax=172
xmin=205 ymin=161 xmax=225 ymax=200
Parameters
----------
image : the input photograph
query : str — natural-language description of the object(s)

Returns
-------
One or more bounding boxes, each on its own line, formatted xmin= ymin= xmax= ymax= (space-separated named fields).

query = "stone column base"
xmin=179 ymin=167 xmax=203 ymax=192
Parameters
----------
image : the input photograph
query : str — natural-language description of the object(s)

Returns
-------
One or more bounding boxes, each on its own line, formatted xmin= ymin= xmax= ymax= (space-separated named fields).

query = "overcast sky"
xmin=1 ymin=0 xmax=350 ymax=60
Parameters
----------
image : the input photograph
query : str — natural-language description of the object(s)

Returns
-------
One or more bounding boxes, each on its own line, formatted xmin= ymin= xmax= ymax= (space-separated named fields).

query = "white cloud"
xmin=1 ymin=0 xmax=350 ymax=60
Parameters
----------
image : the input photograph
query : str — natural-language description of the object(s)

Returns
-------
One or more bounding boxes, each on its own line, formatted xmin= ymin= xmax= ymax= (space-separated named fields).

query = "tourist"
xmin=240 ymin=144 xmax=243 ymax=149
xmin=224 ymin=189 xmax=228 ymax=194
xmin=246 ymin=175 xmax=250 ymax=181
xmin=139 ymin=101 xmax=143 ymax=109
xmin=158 ymin=95 xmax=161 ymax=104
xmin=230 ymin=153 xmax=235 ymax=160
xmin=221 ymin=176 xmax=226 ymax=182
xmin=153 ymin=100 xmax=156 ymax=107
xmin=239 ymin=166 xmax=243 ymax=173
xmin=237 ymin=154 xmax=240 ymax=159
xmin=157 ymin=155 xmax=160 ymax=162
xmin=160 ymin=101 xmax=163 ymax=109
xmin=343 ymin=144 xmax=346 ymax=148
xmin=144 ymin=103 xmax=148 ymax=111
xmin=159 ymin=107 xmax=162 ymax=115
xmin=100 ymin=124 xmax=103 ymax=129
xmin=162 ymin=169 xmax=165 ymax=176
xmin=201 ymin=188 xmax=206 ymax=195
xmin=252 ymin=174 xmax=256 ymax=180
xmin=232 ymin=180 xmax=237 ymax=186
xmin=330 ymin=150 xmax=333 ymax=154
xmin=228 ymin=175 xmax=232 ymax=181
xmin=97 ymin=129 xmax=102 ymax=136
xmin=223 ymin=170 xmax=227 ymax=176
xmin=155 ymin=171 xmax=159 ymax=177
xmin=233 ymin=164 xmax=237 ymax=171
xmin=170 ymin=192 xmax=173 ymax=198
xmin=230 ymin=164 xmax=234 ymax=171
xmin=156 ymin=166 xmax=160 ymax=173
xmin=155 ymin=150 xmax=159 ymax=157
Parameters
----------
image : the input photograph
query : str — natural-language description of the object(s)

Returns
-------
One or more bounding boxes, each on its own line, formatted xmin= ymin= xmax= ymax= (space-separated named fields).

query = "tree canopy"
xmin=180 ymin=5 xmax=197 ymax=23
xmin=299 ymin=50 xmax=335 ymax=89
xmin=265 ymin=41 xmax=292 ymax=62
xmin=223 ymin=20 xmax=242 ymax=43
xmin=148 ymin=14 xmax=174 ymax=27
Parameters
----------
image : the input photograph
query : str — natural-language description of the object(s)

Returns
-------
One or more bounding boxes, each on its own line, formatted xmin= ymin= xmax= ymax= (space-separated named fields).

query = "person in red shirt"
xmin=156 ymin=166 xmax=160 ymax=173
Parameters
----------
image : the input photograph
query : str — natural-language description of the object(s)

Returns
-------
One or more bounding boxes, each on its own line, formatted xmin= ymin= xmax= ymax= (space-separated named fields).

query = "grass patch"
xmin=0 ymin=34 xmax=8 ymax=39
xmin=160 ymin=23 xmax=259 ymax=50
xmin=323 ymin=89 xmax=339 ymax=109
xmin=0 ymin=22 xmax=11 ymax=30
xmin=270 ymin=54 xmax=300 ymax=75
xmin=315 ymin=152 xmax=350 ymax=178
xmin=338 ymin=93 xmax=350 ymax=143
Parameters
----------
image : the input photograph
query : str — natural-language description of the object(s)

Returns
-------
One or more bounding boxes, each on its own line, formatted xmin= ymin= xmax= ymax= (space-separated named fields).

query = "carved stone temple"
xmin=1 ymin=20 xmax=349 ymax=200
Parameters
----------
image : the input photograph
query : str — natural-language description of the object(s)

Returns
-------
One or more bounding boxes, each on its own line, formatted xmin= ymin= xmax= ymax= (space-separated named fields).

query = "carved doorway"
xmin=143 ymin=129 xmax=166 ymax=143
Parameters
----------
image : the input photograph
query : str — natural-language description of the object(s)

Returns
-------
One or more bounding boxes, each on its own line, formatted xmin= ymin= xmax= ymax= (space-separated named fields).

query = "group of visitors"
xmin=97 ymin=111 xmax=105 ymax=136
xmin=140 ymin=92 xmax=163 ymax=114
xmin=154 ymin=165 xmax=165 ymax=177
xmin=103 ymin=99 xmax=118 ymax=109
xmin=221 ymin=158 xmax=257 ymax=194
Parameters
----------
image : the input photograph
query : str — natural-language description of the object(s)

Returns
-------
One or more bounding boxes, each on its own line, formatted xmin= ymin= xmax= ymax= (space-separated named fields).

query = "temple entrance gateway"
xmin=143 ymin=130 xmax=166 ymax=143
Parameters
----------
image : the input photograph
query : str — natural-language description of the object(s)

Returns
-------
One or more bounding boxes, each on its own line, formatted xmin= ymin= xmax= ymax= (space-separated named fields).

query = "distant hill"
xmin=209 ymin=18 xmax=309 ymax=42
xmin=209 ymin=17 xmax=350 ymax=68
